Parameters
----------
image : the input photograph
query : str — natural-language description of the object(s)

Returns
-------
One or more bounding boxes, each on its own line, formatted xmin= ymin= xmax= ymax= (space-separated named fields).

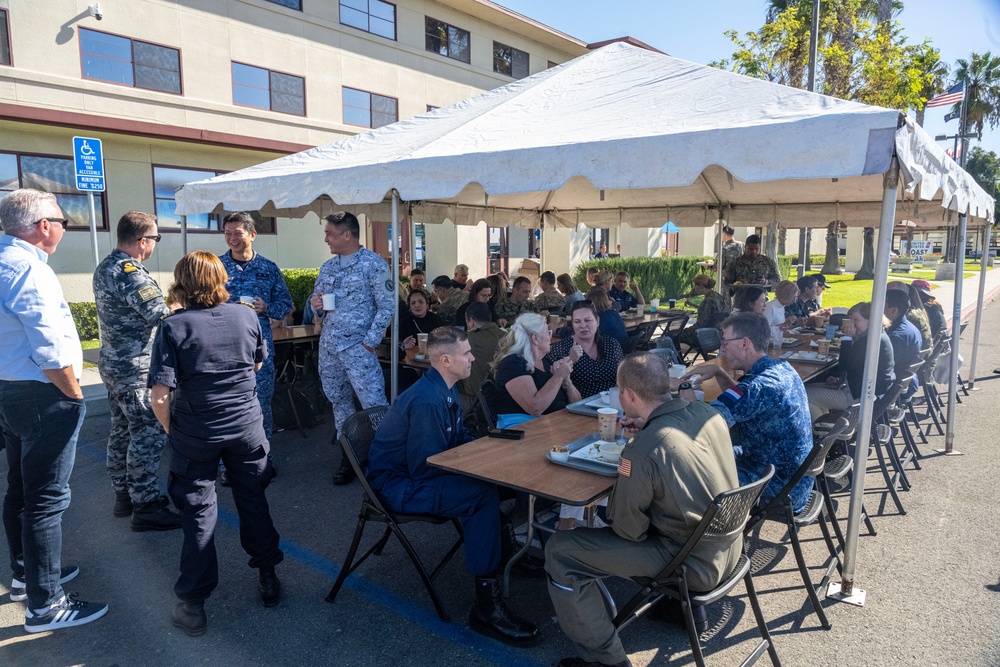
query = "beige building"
xmin=0 ymin=0 xmax=665 ymax=302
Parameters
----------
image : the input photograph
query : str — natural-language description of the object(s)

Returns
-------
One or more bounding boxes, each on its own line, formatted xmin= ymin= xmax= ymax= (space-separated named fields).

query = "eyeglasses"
xmin=143 ymin=235 xmax=162 ymax=243
xmin=720 ymin=336 xmax=746 ymax=345
xmin=34 ymin=217 xmax=69 ymax=230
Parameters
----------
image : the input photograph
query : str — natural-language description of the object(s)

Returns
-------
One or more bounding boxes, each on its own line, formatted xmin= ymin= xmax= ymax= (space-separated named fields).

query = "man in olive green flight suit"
xmin=544 ymin=353 xmax=741 ymax=667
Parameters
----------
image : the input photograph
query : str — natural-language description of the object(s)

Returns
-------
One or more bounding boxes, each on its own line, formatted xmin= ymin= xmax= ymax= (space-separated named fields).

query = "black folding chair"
xmin=626 ymin=321 xmax=660 ymax=353
xmin=326 ymin=407 xmax=465 ymax=622
xmin=691 ymin=328 xmax=722 ymax=363
xmin=613 ymin=466 xmax=780 ymax=667
xmin=476 ymin=377 xmax=500 ymax=431
xmin=745 ymin=419 xmax=850 ymax=631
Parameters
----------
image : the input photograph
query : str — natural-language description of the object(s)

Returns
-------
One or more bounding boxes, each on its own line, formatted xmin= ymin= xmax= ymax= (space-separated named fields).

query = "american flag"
xmin=927 ymin=82 xmax=964 ymax=108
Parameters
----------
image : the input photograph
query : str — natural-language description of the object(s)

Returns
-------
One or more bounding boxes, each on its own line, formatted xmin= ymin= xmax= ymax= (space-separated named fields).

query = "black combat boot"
xmin=258 ymin=566 xmax=281 ymax=607
xmin=112 ymin=491 xmax=133 ymax=518
xmin=131 ymin=496 xmax=182 ymax=532
xmin=332 ymin=448 xmax=356 ymax=485
xmin=468 ymin=576 xmax=540 ymax=646
xmin=171 ymin=601 xmax=207 ymax=636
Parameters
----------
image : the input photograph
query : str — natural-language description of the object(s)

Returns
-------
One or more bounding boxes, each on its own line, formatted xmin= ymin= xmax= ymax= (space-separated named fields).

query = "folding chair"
xmin=476 ymin=377 xmax=500 ymax=431
xmin=613 ymin=466 xmax=780 ymax=667
xmin=690 ymin=328 xmax=722 ymax=363
xmin=626 ymin=321 xmax=659 ymax=353
xmin=326 ymin=407 xmax=465 ymax=622
xmin=745 ymin=419 xmax=851 ymax=630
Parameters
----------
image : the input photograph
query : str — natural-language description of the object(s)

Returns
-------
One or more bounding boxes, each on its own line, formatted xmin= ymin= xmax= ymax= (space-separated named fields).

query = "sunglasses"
xmin=143 ymin=234 xmax=162 ymax=243
xmin=34 ymin=217 xmax=69 ymax=230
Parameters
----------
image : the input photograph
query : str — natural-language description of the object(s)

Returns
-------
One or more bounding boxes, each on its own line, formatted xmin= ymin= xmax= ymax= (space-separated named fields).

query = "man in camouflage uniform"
xmin=310 ymin=212 xmax=394 ymax=485
xmin=723 ymin=233 xmax=781 ymax=298
xmin=494 ymin=276 xmax=538 ymax=326
xmin=218 ymin=212 xmax=293 ymax=449
xmin=720 ymin=225 xmax=743 ymax=269
xmin=93 ymin=211 xmax=180 ymax=531
xmin=432 ymin=275 xmax=469 ymax=323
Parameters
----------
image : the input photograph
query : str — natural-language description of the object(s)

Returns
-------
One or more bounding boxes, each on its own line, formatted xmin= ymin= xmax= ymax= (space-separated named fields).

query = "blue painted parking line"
xmin=75 ymin=435 xmax=545 ymax=667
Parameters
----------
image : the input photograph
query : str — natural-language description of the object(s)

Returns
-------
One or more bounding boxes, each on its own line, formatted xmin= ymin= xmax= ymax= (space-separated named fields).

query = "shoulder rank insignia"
xmin=123 ymin=261 xmax=138 ymax=273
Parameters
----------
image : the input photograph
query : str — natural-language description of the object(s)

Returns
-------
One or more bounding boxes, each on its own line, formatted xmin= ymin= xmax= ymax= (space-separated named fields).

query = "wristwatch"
xmin=678 ymin=381 xmax=693 ymax=391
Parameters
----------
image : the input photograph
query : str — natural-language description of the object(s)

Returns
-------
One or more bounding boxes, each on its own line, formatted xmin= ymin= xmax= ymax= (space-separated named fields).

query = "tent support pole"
xmin=391 ymin=192 xmax=400 ymax=403
xmin=967 ymin=221 xmax=992 ymax=389
xmin=181 ymin=215 xmax=188 ymax=255
xmin=798 ymin=228 xmax=807 ymax=280
xmin=830 ymin=157 xmax=899 ymax=606
xmin=716 ymin=215 xmax=724 ymax=295
xmin=942 ymin=209 xmax=968 ymax=453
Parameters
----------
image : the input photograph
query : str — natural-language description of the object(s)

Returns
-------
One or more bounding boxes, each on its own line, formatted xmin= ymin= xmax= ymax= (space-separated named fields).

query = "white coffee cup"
xmin=668 ymin=364 xmax=687 ymax=379
xmin=239 ymin=296 xmax=254 ymax=306
xmin=322 ymin=294 xmax=336 ymax=311
xmin=649 ymin=298 xmax=660 ymax=311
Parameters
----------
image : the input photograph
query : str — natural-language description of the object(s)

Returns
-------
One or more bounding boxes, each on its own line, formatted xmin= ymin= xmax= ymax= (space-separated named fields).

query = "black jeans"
xmin=0 ymin=380 xmax=85 ymax=609
xmin=168 ymin=437 xmax=283 ymax=603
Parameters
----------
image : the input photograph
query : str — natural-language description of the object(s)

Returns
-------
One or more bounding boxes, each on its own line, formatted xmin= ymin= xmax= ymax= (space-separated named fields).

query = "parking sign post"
xmin=73 ymin=136 xmax=105 ymax=270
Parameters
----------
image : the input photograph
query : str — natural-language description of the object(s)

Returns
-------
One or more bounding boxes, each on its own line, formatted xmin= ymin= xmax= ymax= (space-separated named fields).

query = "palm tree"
xmin=952 ymin=52 xmax=1000 ymax=140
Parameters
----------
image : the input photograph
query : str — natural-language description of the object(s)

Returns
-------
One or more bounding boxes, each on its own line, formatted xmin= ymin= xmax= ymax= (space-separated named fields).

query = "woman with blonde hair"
xmin=149 ymin=251 xmax=283 ymax=636
xmin=490 ymin=313 xmax=581 ymax=428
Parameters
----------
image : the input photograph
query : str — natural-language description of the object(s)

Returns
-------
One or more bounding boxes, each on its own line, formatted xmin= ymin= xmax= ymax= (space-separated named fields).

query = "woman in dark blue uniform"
xmin=149 ymin=251 xmax=283 ymax=637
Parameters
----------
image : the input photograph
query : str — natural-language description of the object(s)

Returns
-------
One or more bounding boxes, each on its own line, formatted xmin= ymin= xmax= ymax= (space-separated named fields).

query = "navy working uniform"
xmin=218 ymin=250 xmax=293 ymax=441
xmin=313 ymin=247 xmax=394 ymax=434
xmin=148 ymin=303 xmax=283 ymax=604
xmin=368 ymin=368 xmax=500 ymax=577
xmin=712 ymin=355 xmax=813 ymax=511
xmin=93 ymin=249 xmax=171 ymax=506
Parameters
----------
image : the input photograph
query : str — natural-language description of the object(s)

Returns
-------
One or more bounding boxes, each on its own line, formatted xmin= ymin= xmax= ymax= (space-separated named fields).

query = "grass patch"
xmin=81 ymin=339 xmax=100 ymax=350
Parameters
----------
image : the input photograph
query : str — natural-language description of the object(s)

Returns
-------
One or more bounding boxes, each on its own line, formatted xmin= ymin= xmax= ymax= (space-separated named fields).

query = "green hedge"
xmin=69 ymin=302 xmax=99 ymax=341
xmin=280 ymin=268 xmax=320 ymax=311
xmin=577 ymin=255 xmax=796 ymax=298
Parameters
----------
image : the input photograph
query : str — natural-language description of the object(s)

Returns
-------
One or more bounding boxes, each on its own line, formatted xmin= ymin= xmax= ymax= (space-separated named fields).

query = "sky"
xmin=495 ymin=0 xmax=1000 ymax=157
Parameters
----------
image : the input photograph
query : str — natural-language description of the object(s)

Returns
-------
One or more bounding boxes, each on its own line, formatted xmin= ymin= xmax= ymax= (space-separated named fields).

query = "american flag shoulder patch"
xmin=618 ymin=458 xmax=632 ymax=477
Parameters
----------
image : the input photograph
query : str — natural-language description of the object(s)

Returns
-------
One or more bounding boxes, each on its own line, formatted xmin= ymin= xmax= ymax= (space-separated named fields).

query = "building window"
xmin=0 ymin=9 xmax=11 ymax=66
xmin=232 ymin=62 xmax=305 ymax=116
xmin=340 ymin=0 xmax=395 ymax=40
xmin=80 ymin=28 xmax=181 ymax=94
xmin=425 ymin=17 xmax=470 ymax=64
xmin=0 ymin=152 xmax=108 ymax=230
xmin=152 ymin=165 xmax=275 ymax=234
xmin=493 ymin=42 xmax=528 ymax=79
xmin=342 ymin=87 xmax=398 ymax=129
xmin=266 ymin=0 xmax=302 ymax=9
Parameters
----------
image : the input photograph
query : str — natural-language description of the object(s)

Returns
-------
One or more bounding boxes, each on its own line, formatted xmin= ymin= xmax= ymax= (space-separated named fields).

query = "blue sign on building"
xmin=73 ymin=136 xmax=105 ymax=192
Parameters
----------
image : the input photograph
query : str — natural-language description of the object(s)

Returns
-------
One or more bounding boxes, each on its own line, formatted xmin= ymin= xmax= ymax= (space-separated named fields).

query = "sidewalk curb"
xmin=960 ymin=283 xmax=1000 ymax=326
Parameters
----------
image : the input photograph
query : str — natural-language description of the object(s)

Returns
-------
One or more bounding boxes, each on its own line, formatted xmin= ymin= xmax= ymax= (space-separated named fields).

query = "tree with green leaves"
xmin=965 ymin=146 xmax=1000 ymax=225
xmin=952 ymin=52 xmax=1000 ymax=140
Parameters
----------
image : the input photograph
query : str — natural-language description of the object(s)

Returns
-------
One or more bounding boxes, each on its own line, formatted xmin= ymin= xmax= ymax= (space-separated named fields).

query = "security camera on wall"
xmin=89 ymin=3 xmax=103 ymax=20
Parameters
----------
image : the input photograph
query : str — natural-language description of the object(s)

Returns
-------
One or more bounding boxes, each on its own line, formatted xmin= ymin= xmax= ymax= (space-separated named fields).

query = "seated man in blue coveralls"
xmin=367 ymin=327 xmax=539 ymax=646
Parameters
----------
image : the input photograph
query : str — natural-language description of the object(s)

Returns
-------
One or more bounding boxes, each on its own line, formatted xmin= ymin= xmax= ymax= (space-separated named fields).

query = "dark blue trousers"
xmin=167 ymin=437 xmax=283 ymax=603
xmin=0 ymin=380 xmax=85 ymax=609
xmin=380 ymin=474 xmax=500 ymax=577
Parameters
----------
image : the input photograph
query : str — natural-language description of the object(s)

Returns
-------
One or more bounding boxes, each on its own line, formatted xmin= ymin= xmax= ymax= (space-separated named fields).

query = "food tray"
xmin=566 ymin=395 xmax=615 ymax=416
xmin=781 ymin=350 xmax=838 ymax=364
xmin=546 ymin=432 xmax=622 ymax=477
xmin=789 ymin=327 xmax=825 ymax=335
xmin=781 ymin=338 xmax=804 ymax=348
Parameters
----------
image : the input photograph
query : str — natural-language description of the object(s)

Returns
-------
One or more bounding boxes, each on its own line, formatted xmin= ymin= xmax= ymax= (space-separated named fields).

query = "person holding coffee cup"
xmin=400 ymin=289 xmax=443 ymax=352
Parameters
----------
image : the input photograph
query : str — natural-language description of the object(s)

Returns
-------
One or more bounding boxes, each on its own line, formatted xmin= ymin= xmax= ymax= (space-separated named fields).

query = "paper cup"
xmin=817 ymin=339 xmax=831 ymax=357
xmin=694 ymin=390 xmax=705 ymax=402
xmin=597 ymin=408 xmax=618 ymax=442
xmin=322 ymin=294 xmax=336 ymax=311
xmin=668 ymin=364 xmax=687 ymax=379
xmin=668 ymin=298 xmax=676 ymax=309
xmin=650 ymin=298 xmax=660 ymax=311
xmin=239 ymin=296 xmax=254 ymax=305
xmin=825 ymin=324 xmax=838 ymax=340
xmin=417 ymin=333 xmax=429 ymax=356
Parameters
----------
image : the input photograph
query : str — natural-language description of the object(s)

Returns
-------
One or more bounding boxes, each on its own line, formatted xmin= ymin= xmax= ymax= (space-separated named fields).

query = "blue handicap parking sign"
xmin=73 ymin=136 xmax=105 ymax=192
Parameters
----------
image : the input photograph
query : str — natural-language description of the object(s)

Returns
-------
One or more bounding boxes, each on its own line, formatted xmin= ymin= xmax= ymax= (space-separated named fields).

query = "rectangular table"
xmin=427 ymin=409 xmax=616 ymax=596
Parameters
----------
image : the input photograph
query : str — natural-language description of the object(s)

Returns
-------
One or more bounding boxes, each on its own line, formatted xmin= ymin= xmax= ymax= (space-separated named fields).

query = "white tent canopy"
xmin=176 ymin=42 xmax=993 ymax=228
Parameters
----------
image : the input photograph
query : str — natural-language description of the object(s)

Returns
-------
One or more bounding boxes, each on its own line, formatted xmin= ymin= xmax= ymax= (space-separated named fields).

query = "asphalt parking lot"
xmin=2 ymin=304 xmax=1000 ymax=666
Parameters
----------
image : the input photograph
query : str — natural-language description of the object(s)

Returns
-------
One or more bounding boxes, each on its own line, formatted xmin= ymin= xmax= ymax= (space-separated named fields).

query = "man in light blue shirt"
xmin=0 ymin=188 xmax=108 ymax=632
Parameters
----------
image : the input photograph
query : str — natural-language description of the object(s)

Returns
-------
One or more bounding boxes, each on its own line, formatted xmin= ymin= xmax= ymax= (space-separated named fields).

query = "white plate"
xmin=569 ymin=441 xmax=622 ymax=467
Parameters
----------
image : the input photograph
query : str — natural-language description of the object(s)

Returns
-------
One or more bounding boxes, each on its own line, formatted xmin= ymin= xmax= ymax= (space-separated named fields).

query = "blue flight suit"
xmin=219 ymin=250 xmax=293 ymax=441
xmin=608 ymin=286 xmax=638 ymax=312
xmin=367 ymin=368 xmax=500 ymax=577
xmin=711 ymin=355 xmax=813 ymax=512
xmin=887 ymin=314 xmax=922 ymax=399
